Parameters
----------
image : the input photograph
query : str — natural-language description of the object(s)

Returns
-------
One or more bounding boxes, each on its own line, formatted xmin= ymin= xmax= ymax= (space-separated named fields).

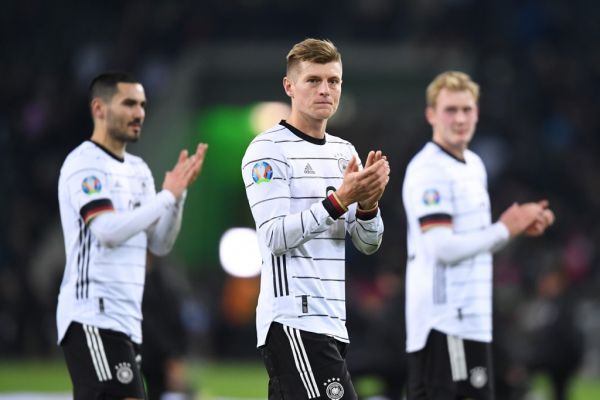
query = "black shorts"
xmin=61 ymin=321 xmax=145 ymax=399
xmin=259 ymin=322 xmax=357 ymax=400
xmin=407 ymin=329 xmax=495 ymax=400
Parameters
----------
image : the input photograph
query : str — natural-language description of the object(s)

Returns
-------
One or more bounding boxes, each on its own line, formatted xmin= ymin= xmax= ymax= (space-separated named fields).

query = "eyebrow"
xmin=121 ymin=97 xmax=146 ymax=105
xmin=305 ymin=74 xmax=341 ymax=80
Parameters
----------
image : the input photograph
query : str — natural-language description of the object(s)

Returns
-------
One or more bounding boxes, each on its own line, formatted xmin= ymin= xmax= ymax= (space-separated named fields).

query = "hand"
xmin=187 ymin=143 xmax=208 ymax=183
xmin=359 ymin=150 xmax=390 ymax=209
xmin=335 ymin=150 xmax=390 ymax=208
xmin=162 ymin=143 xmax=208 ymax=199
xmin=499 ymin=201 xmax=548 ymax=238
xmin=524 ymin=200 xmax=555 ymax=236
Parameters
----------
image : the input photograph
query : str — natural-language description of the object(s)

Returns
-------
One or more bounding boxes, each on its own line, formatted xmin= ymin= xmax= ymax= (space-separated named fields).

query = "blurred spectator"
xmin=520 ymin=266 xmax=584 ymax=400
xmin=142 ymin=254 xmax=195 ymax=400
xmin=346 ymin=271 xmax=407 ymax=399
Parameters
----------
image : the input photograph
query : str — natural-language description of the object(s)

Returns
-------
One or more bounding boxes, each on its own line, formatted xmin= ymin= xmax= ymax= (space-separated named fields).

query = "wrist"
xmin=358 ymin=202 xmax=378 ymax=212
xmin=334 ymin=188 xmax=350 ymax=208
xmin=356 ymin=202 xmax=379 ymax=220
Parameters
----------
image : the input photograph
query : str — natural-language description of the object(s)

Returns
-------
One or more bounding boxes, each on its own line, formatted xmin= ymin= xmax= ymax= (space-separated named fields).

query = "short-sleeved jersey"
xmin=57 ymin=141 xmax=156 ymax=344
xmin=403 ymin=142 xmax=493 ymax=352
xmin=242 ymin=122 xmax=384 ymax=347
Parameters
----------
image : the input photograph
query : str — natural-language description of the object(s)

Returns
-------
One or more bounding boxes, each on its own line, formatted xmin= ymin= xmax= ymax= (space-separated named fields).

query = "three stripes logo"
xmin=272 ymin=254 xmax=289 ymax=297
xmin=304 ymin=163 xmax=316 ymax=175
xmin=283 ymin=325 xmax=321 ymax=399
xmin=83 ymin=324 xmax=113 ymax=382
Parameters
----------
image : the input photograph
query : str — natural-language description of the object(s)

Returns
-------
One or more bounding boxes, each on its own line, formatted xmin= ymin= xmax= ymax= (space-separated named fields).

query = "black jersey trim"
xmin=431 ymin=140 xmax=466 ymax=163
xmin=280 ymin=120 xmax=326 ymax=145
xmin=76 ymin=220 xmax=92 ymax=300
xmin=80 ymin=198 xmax=115 ymax=224
xmin=418 ymin=213 xmax=452 ymax=228
xmin=272 ymin=255 xmax=290 ymax=297
xmin=89 ymin=140 xmax=125 ymax=163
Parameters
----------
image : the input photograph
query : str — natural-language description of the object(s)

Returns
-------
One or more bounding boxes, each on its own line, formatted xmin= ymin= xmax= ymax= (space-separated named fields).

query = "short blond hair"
xmin=286 ymin=38 xmax=341 ymax=75
xmin=426 ymin=71 xmax=480 ymax=107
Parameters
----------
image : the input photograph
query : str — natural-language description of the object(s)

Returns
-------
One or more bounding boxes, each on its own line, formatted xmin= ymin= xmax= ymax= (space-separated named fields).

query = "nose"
xmin=135 ymin=105 xmax=145 ymax=120
xmin=455 ymin=110 xmax=467 ymax=123
xmin=319 ymin=81 xmax=330 ymax=96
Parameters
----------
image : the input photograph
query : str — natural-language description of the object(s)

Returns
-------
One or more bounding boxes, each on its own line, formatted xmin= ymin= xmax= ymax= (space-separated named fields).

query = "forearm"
xmin=260 ymin=200 xmax=335 ymax=256
xmin=423 ymin=222 xmax=510 ymax=265
xmin=89 ymin=190 xmax=176 ymax=247
xmin=349 ymin=206 xmax=384 ymax=255
xmin=148 ymin=191 xmax=186 ymax=256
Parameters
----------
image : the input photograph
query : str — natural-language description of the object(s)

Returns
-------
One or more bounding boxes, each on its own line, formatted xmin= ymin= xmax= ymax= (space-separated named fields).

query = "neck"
xmin=90 ymin=129 xmax=126 ymax=158
xmin=287 ymin=113 xmax=327 ymax=140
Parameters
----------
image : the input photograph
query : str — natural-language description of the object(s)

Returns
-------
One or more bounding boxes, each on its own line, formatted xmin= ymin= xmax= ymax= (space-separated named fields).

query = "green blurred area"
xmin=173 ymin=105 xmax=257 ymax=270
xmin=1 ymin=360 xmax=600 ymax=399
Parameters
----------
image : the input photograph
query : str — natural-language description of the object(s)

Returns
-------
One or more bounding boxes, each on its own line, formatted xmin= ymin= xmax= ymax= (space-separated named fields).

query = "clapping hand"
xmin=162 ymin=143 xmax=208 ymax=199
xmin=335 ymin=150 xmax=390 ymax=209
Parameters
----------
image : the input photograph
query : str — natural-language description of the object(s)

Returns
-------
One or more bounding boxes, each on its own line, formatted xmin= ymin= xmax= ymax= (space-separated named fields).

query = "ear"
xmin=283 ymin=76 xmax=294 ymax=99
xmin=91 ymin=98 xmax=105 ymax=120
xmin=425 ymin=106 xmax=435 ymax=126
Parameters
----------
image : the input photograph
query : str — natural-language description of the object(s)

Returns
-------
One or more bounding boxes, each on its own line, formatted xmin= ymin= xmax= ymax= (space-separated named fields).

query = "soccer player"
xmin=56 ymin=72 xmax=207 ymax=400
xmin=402 ymin=70 xmax=554 ymax=399
xmin=241 ymin=38 xmax=390 ymax=399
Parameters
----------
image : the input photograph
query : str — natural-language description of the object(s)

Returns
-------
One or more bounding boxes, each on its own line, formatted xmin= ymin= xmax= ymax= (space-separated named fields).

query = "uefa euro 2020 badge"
xmin=82 ymin=176 xmax=102 ymax=195
xmin=252 ymin=161 xmax=273 ymax=184
xmin=422 ymin=188 xmax=441 ymax=206
xmin=323 ymin=377 xmax=344 ymax=400
xmin=115 ymin=362 xmax=134 ymax=384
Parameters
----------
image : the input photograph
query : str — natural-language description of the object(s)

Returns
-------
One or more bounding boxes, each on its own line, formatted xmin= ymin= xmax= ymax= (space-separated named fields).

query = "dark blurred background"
xmin=1 ymin=0 xmax=599 ymax=398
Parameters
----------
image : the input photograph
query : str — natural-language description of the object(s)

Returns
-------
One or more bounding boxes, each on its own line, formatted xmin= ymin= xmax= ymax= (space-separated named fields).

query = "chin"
xmin=314 ymin=110 xmax=335 ymax=120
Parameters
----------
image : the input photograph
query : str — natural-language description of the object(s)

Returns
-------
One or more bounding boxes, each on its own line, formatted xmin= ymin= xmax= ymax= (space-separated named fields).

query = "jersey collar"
xmin=89 ymin=140 xmax=125 ymax=163
xmin=280 ymin=120 xmax=326 ymax=146
xmin=431 ymin=141 xmax=466 ymax=164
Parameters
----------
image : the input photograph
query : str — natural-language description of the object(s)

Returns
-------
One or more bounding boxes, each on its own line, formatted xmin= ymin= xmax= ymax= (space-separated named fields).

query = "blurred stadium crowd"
xmin=1 ymin=0 xmax=599 ymax=398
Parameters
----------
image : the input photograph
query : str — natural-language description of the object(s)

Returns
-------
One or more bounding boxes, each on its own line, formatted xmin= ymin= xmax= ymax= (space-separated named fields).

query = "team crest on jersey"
xmin=335 ymin=153 xmax=349 ymax=174
xmin=422 ymin=188 xmax=440 ymax=206
xmin=323 ymin=377 xmax=344 ymax=399
xmin=470 ymin=366 xmax=488 ymax=389
xmin=252 ymin=161 xmax=273 ymax=184
xmin=82 ymin=176 xmax=102 ymax=195
xmin=115 ymin=362 xmax=134 ymax=384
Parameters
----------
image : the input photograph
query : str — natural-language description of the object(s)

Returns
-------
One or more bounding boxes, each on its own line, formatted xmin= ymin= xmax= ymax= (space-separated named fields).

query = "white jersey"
xmin=242 ymin=121 xmax=384 ymax=347
xmin=57 ymin=141 xmax=157 ymax=344
xmin=403 ymin=142 xmax=494 ymax=352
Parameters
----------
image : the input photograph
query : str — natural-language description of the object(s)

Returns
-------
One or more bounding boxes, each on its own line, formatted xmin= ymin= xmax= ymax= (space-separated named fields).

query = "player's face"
xmin=285 ymin=61 xmax=342 ymax=122
xmin=427 ymin=88 xmax=478 ymax=156
xmin=105 ymin=83 xmax=146 ymax=143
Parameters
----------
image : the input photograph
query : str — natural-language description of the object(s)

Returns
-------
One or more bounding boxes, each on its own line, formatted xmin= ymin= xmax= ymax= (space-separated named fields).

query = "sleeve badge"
xmin=82 ymin=176 xmax=102 ymax=195
xmin=252 ymin=161 xmax=273 ymax=184
xmin=422 ymin=188 xmax=441 ymax=206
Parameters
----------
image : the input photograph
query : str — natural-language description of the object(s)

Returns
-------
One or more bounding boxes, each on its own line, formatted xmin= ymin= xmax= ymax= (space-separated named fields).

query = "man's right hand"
xmin=162 ymin=143 xmax=208 ymax=199
xmin=335 ymin=151 xmax=390 ymax=208
xmin=499 ymin=200 xmax=552 ymax=238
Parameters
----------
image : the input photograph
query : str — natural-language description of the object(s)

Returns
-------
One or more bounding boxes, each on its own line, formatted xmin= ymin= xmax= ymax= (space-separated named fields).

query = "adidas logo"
xmin=304 ymin=163 xmax=316 ymax=175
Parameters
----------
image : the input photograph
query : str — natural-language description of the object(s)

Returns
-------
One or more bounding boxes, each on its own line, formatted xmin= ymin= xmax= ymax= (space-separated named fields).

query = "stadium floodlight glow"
xmin=219 ymin=227 xmax=262 ymax=277
xmin=250 ymin=102 xmax=291 ymax=134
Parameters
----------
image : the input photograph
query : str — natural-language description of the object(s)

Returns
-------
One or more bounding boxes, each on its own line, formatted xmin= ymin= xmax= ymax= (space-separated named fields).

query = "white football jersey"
xmin=242 ymin=122 xmax=384 ymax=347
xmin=57 ymin=141 xmax=156 ymax=344
xmin=403 ymin=142 xmax=494 ymax=352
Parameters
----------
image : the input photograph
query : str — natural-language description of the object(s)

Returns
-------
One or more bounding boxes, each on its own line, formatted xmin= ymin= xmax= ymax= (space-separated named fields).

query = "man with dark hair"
xmin=57 ymin=72 xmax=207 ymax=399
xmin=242 ymin=38 xmax=390 ymax=399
